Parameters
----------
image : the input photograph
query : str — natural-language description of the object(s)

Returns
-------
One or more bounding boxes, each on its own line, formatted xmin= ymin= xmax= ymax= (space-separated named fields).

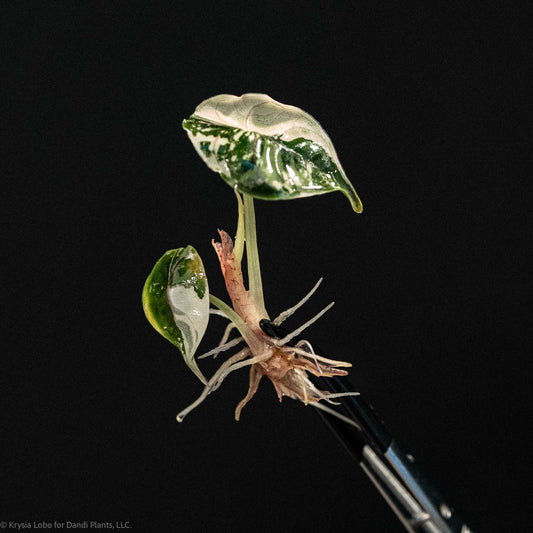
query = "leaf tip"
xmin=342 ymin=184 xmax=363 ymax=213
xmin=352 ymin=196 xmax=363 ymax=213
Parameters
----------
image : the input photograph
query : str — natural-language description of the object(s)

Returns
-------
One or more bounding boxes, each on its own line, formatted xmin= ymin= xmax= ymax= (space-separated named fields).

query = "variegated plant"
xmin=143 ymin=94 xmax=362 ymax=423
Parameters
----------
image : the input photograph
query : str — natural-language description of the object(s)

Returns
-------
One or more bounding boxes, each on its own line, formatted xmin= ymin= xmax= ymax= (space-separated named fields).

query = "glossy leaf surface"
xmin=142 ymin=246 xmax=209 ymax=384
xmin=183 ymin=93 xmax=362 ymax=212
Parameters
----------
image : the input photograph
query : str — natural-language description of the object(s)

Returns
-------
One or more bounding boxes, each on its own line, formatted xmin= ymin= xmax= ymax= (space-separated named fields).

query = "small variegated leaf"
xmin=142 ymin=246 xmax=209 ymax=384
xmin=183 ymin=93 xmax=362 ymax=213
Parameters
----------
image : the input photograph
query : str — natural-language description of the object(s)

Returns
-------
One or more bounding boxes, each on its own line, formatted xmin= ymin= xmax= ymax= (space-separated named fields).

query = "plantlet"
xmin=143 ymin=93 xmax=363 ymax=423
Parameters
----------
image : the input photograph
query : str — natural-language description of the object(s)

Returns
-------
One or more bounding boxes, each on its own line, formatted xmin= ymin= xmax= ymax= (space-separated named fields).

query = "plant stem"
xmin=233 ymin=188 xmax=245 ymax=263
xmin=209 ymin=294 xmax=263 ymax=353
xmin=243 ymin=194 xmax=269 ymax=320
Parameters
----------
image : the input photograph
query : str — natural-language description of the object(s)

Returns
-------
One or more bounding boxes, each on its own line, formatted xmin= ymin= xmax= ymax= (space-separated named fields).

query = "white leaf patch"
xmin=167 ymin=284 xmax=210 ymax=385
xmin=192 ymin=93 xmax=344 ymax=171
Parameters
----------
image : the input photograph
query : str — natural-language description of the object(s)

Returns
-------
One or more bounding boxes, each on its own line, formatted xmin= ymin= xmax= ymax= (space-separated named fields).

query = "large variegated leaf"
xmin=183 ymin=93 xmax=362 ymax=213
xmin=142 ymin=246 xmax=209 ymax=384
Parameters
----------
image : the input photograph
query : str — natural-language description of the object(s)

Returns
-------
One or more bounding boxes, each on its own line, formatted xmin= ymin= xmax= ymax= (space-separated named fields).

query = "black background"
xmin=3 ymin=3 xmax=531 ymax=532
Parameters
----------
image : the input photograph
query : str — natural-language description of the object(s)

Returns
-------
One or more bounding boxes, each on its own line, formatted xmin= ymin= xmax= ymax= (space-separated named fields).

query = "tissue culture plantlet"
xmin=143 ymin=94 xmax=363 ymax=424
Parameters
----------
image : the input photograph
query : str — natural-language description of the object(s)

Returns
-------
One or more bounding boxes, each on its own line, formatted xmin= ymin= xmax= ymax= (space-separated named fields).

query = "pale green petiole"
xmin=243 ymin=194 xmax=269 ymax=320
xmin=233 ymin=188 xmax=245 ymax=264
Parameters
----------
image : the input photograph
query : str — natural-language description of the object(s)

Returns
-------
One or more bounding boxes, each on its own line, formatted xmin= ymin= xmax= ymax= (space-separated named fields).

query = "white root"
xmin=208 ymin=309 xmax=240 ymax=357
xmin=218 ymin=322 xmax=237 ymax=349
xmin=177 ymin=348 xmax=250 ymax=422
xmin=209 ymin=350 xmax=273 ymax=393
xmin=178 ymin=344 xmax=275 ymax=422
xmin=272 ymin=301 xmax=335 ymax=347
xmin=294 ymin=340 xmax=321 ymax=374
xmin=234 ymin=365 xmax=263 ymax=421
xmin=286 ymin=345 xmax=352 ymax=368
xmin=197 ymin=335 xmax=244 ymax=360
xmin=273 ymin=278 xmax=323 ymax=325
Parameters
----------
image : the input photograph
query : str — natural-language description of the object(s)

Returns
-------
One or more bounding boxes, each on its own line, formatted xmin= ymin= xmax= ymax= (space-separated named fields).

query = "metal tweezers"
xmin=260 ymin=319 xmax=472 ymax=533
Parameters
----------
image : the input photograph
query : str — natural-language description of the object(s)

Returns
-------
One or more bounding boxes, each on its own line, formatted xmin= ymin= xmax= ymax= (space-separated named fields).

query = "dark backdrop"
xmin=3 ymin=3 xmax=531 ymax=532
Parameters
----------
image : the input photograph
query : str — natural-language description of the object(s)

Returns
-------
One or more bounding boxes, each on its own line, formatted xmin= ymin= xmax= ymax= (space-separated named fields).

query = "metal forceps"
xmin=260 ymin=319 xmax=473 ymax=533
